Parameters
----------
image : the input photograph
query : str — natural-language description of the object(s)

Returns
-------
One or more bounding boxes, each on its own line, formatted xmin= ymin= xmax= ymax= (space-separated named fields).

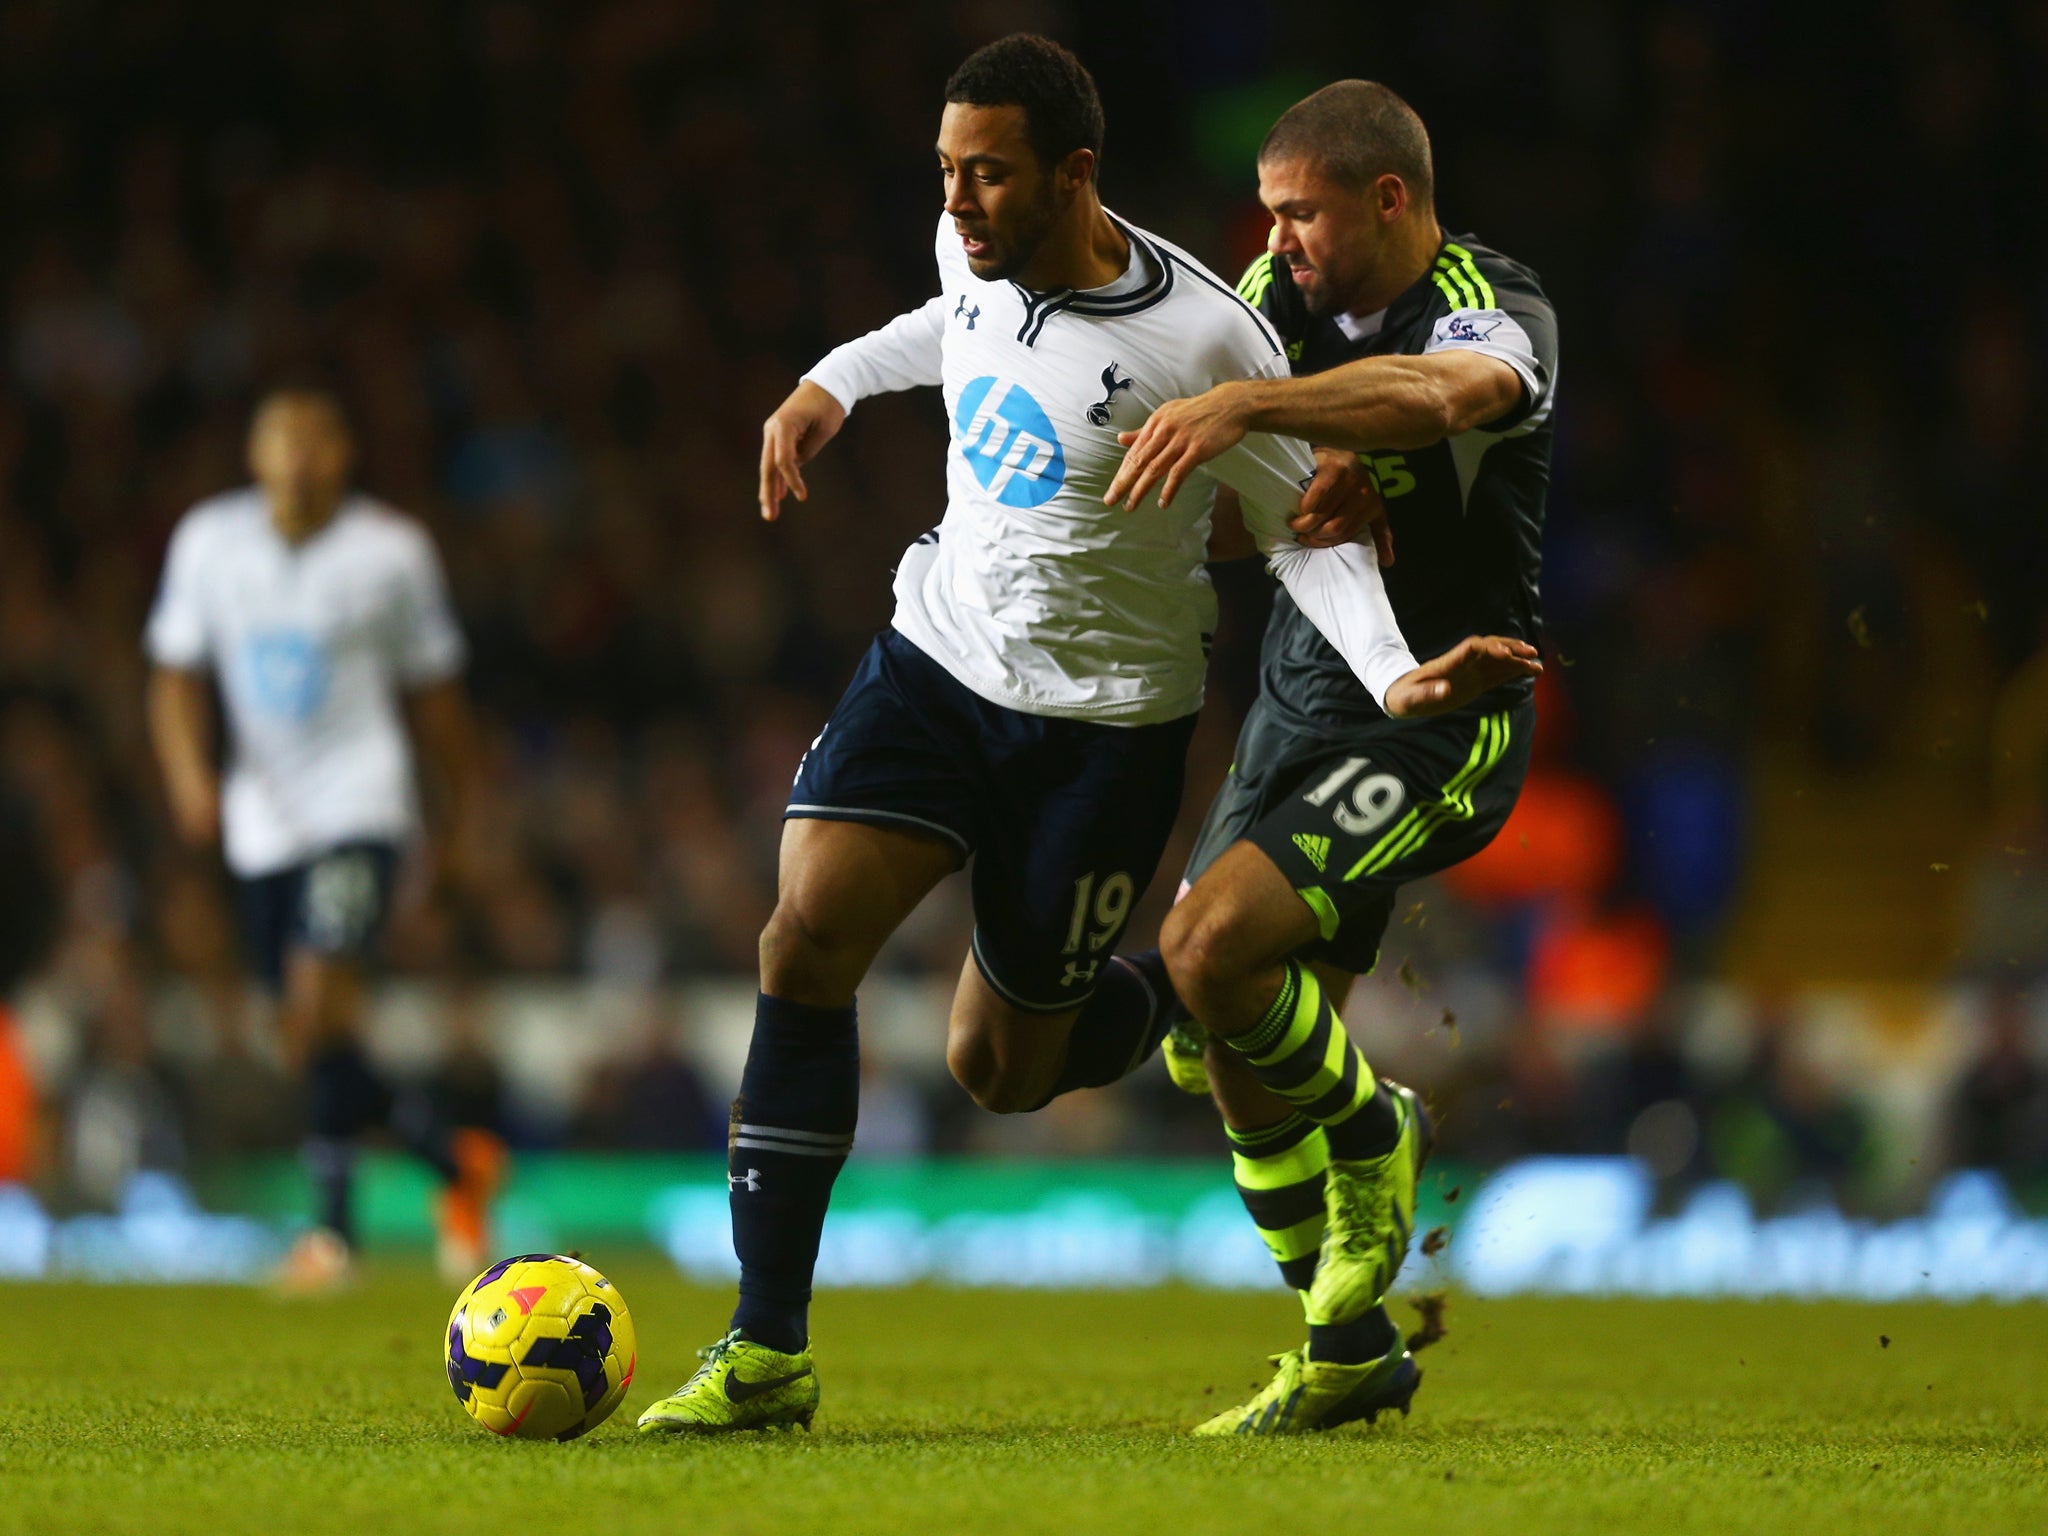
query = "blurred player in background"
xmin=635 ymin=36 xmax=1536 ymax=1436
xmin=146 ymin=388 xmax=498 ymax=1291
xmin=1103 ymin=81 xmax=1559 ymax=1433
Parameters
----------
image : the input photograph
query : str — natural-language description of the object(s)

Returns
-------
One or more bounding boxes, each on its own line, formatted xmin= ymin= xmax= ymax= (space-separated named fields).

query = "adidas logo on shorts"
xmin=1292 ymin=833 xmax=1331 ymax=873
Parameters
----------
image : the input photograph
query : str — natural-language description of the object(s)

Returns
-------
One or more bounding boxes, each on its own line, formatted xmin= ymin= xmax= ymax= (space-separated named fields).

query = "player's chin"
xmin=962 ymin=247 xmax=1011 ymax=280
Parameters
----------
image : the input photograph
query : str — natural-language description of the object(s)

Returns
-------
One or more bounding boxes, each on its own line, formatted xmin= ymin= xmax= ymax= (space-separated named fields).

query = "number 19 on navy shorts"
xmin=788 ymin=628 xmax=1196 ymax=1011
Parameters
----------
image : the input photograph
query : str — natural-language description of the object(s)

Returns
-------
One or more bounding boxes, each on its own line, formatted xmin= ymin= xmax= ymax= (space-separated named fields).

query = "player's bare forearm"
xmin=1106 ymin=353 xmax=1520 ymax=512
xmin=147 ymin=666 xmax=220 ymax=848
xmin=758 ymin=381 xmax=847 ymax=521
xmin=405 ymin=680 xmax=481 ymax=833
xmin=1382 ymin=634 xmax=1542 ymax=719
xmin=1232 ymin=351 xmax=1524 ymax=453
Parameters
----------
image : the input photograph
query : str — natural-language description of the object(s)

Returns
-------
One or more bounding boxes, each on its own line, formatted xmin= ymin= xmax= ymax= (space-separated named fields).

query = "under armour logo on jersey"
xmin=954 ymin=295 xmax=980 ymax=329
xmin=1061 ymin=959 xmax=1101 ymax=988
xmin=954 ymin=377 xmax=1067 ymax=507
xmin=729 ymin=1168 xmax=762 ymax=1193
xmin=1086 ymin=363 xmax=1135 ymax=426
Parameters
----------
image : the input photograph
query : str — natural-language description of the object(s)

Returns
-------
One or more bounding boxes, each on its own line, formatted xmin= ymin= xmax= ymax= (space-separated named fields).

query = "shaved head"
xmin=1258 ymin=80 xmax=1434 ymax=207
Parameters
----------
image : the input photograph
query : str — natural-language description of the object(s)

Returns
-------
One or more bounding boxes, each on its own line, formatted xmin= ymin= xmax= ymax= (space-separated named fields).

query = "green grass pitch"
xmin=1 ymin=1260 xmax=2042 ymax=1536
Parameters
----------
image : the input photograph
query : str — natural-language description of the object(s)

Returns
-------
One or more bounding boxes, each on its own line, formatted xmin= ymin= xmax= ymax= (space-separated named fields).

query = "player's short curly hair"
xmin=944 ymin=34 xmax=1104 ymax=178
xmin=1260 ymin=80 xmax=1434 ymax=205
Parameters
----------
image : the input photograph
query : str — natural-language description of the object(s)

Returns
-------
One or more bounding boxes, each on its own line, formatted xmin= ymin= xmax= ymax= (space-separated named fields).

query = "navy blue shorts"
xmin=235 ymin=841 xmax=400 ymax=994
xmin=789 ymin=628 xmax=1197 ymax=1012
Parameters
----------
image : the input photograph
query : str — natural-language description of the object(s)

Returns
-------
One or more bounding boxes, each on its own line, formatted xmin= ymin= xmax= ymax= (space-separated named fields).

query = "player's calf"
xmin=945 ymin=950 xmax=1176 ymax=1113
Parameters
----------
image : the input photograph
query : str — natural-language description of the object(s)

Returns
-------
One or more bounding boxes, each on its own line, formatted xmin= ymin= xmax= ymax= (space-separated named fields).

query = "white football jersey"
xmin=805 ymin=211 xmax=1417 ymax=725
xmin=145 ymin=489 xmax=465 ymax=877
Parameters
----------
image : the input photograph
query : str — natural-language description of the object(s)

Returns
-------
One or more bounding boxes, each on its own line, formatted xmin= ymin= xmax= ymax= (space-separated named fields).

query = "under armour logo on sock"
xmin=1061 ymin=959 xmax=1101 ymax=988
xmin=729 ymin=1168 xmax=762 ymax=1192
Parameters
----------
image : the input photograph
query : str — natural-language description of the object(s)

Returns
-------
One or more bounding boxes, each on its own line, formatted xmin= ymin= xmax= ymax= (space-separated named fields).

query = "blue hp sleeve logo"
xmin=954 ymin=377 xmax=1065 ymax=507
xmin=240 ymin=629 xmax=331 ymax=722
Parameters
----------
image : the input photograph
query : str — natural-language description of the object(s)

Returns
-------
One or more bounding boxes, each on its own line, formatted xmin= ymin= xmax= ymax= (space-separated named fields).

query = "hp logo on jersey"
xmin=241 ymin=629 xmax=330 ymax=722
xmin=954 ymin=377 xmax=1066 ymax=507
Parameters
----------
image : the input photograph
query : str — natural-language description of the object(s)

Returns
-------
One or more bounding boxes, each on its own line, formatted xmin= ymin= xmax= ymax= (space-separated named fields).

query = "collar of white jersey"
xmin=1008 ymin=213 xmax=1174 ymax=347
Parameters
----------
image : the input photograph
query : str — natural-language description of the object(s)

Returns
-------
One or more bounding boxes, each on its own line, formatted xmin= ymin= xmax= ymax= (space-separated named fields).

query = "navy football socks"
xmin=1308 ymin=1306 xmax=1400 ymax=1366
xmin=305 ymin=1040 xmax=456 ymax=1246
xmin=1031 ymin=948 xmax=1176 ymax=1107
xmin=728 ymin=994 xmax=860 ymax=1355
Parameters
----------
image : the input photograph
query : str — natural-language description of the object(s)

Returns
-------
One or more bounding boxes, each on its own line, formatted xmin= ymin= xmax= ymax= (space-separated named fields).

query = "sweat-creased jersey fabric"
xmin=145 ymin=489 xmax=465 ymax=877
xmin=1236 ymin=232 xmax=1558 ymax=732
xmin=803 ymin=211 xmax=1420 ymax=725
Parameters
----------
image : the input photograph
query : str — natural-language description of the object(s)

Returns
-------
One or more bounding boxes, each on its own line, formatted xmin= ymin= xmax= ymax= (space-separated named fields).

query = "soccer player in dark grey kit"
xmin=1105 ymin=80 xmax=1559 ymax=1434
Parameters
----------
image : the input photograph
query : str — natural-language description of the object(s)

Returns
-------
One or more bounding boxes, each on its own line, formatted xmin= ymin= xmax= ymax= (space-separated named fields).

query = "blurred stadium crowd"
xmin=1 ymin=2 xmax=2045 ymax=1216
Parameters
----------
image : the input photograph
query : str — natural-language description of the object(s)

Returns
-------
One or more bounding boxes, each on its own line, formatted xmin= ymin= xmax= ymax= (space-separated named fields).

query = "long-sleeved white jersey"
xmin=804 ymin=211 xmax=1418 ymax=726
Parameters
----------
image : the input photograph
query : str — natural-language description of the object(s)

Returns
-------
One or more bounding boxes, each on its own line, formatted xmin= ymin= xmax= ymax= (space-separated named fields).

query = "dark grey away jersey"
xmin=1240 ymin=233 xmax=1558 ymax=730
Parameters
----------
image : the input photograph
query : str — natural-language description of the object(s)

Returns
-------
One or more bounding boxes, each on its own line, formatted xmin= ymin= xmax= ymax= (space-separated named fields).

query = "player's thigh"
xmin=276 ymin=843 xmax=397 ymax=1048
xmin=968 ymin=711 xmax=1196 ymax=1015
xmin=769 ymin=815 xmax=960 ymax=972
xmin=770 ymin=630 xmax=978 ymax=999
xmin=944 ymin=956 xmax=1082 ymax=1113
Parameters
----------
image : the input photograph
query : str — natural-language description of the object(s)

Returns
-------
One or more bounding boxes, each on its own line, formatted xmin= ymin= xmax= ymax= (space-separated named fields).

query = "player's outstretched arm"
xmin=1382 ymin=635 xmax=1542 ymax=718
xmin=1107 ymin=350 xmax=1521 ymax=510
xmin=147 ymin=665 xmax=221 ymax=849
xmin=759 ymin=381 xmax=848 ymax=521
xmin=405 ymin=678 xmax=486 ymax=896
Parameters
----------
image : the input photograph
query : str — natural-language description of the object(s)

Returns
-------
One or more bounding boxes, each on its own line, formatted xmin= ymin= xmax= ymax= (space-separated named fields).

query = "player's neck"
xmin=266 ymin=490 xmax=344 ymax=544
xmin=1015 ymin=190 xmax=1128 ymax=294
xmin=1345 ymin=215 xmax=1446 ymax=323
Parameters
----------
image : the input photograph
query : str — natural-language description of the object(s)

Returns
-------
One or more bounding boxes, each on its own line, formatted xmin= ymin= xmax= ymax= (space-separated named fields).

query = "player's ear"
xmin=1058 ymin=146 xmax=1096 ymax=196
xmin=1376 ymin=172 xmax=1409 ymax=224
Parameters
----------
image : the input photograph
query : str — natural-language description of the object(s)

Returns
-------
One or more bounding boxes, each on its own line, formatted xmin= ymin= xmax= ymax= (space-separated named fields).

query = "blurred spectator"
xmin=1707 ymin=1009 xmax=1871 ymax=1213
xmin=61 ymin=969 xmax=184 ymax=1208
xmin=1949 ymin=987 xmax=2048 ymax=1182
xmin=573 ymin=1006 xmax=723 ymax=1152
xmin=0 ymin=1003 xmax=37 ymax=1182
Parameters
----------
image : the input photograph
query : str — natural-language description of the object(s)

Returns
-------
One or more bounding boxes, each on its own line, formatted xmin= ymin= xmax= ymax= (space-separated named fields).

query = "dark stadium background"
xmin=0 ymin=0 xmax=2044 ymax=1259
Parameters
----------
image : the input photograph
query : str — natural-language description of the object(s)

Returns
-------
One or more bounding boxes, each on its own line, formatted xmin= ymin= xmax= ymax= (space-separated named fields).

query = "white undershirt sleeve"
xmin=803 ymin=296 xmax=949 ymax=413
xmin=1202 ymin=396 xmax=1420 ymax=712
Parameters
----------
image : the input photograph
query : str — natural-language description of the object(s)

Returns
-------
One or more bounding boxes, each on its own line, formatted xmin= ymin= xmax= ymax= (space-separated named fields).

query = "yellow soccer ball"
xmin=445 ymin=1254 xmax=638 ymax=1440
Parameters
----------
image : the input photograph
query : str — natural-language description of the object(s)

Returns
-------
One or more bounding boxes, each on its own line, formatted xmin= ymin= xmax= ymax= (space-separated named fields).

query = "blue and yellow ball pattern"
xmin=445 ymin=1254 xmax=637 ymax=1440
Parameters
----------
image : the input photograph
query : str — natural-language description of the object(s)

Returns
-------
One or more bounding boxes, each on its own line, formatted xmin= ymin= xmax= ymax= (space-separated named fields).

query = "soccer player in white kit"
xmin=146 ymin=389 xmax=498 ymax=1290
xmin=635 ymin=35 xmax=1537 ymax=1434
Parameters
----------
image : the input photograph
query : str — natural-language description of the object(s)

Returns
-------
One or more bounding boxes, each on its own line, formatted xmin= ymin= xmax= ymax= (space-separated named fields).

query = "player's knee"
xmin=1160 ymin=893 xmax=1256 ymax=1026
xmin=945 ymin=1030 xmax=1037 ymax=1114
xmin=1159 ymin=896 xmax=1224 ymax=1004
xmin=757 ymin=898 xmax=860 ymax=1003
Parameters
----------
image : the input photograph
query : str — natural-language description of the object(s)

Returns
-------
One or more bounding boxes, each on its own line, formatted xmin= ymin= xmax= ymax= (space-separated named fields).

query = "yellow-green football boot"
xmin=1192 ymin=1340 xmax=1421 ymax=1436
xmin=1305 ymin=1080 xmax=1434 ymax=1326
xmin=1161 ymin=1019 xmax=1211 ymax=1096
xmin=636 ymin=1330 xmax=819 ymax=1434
